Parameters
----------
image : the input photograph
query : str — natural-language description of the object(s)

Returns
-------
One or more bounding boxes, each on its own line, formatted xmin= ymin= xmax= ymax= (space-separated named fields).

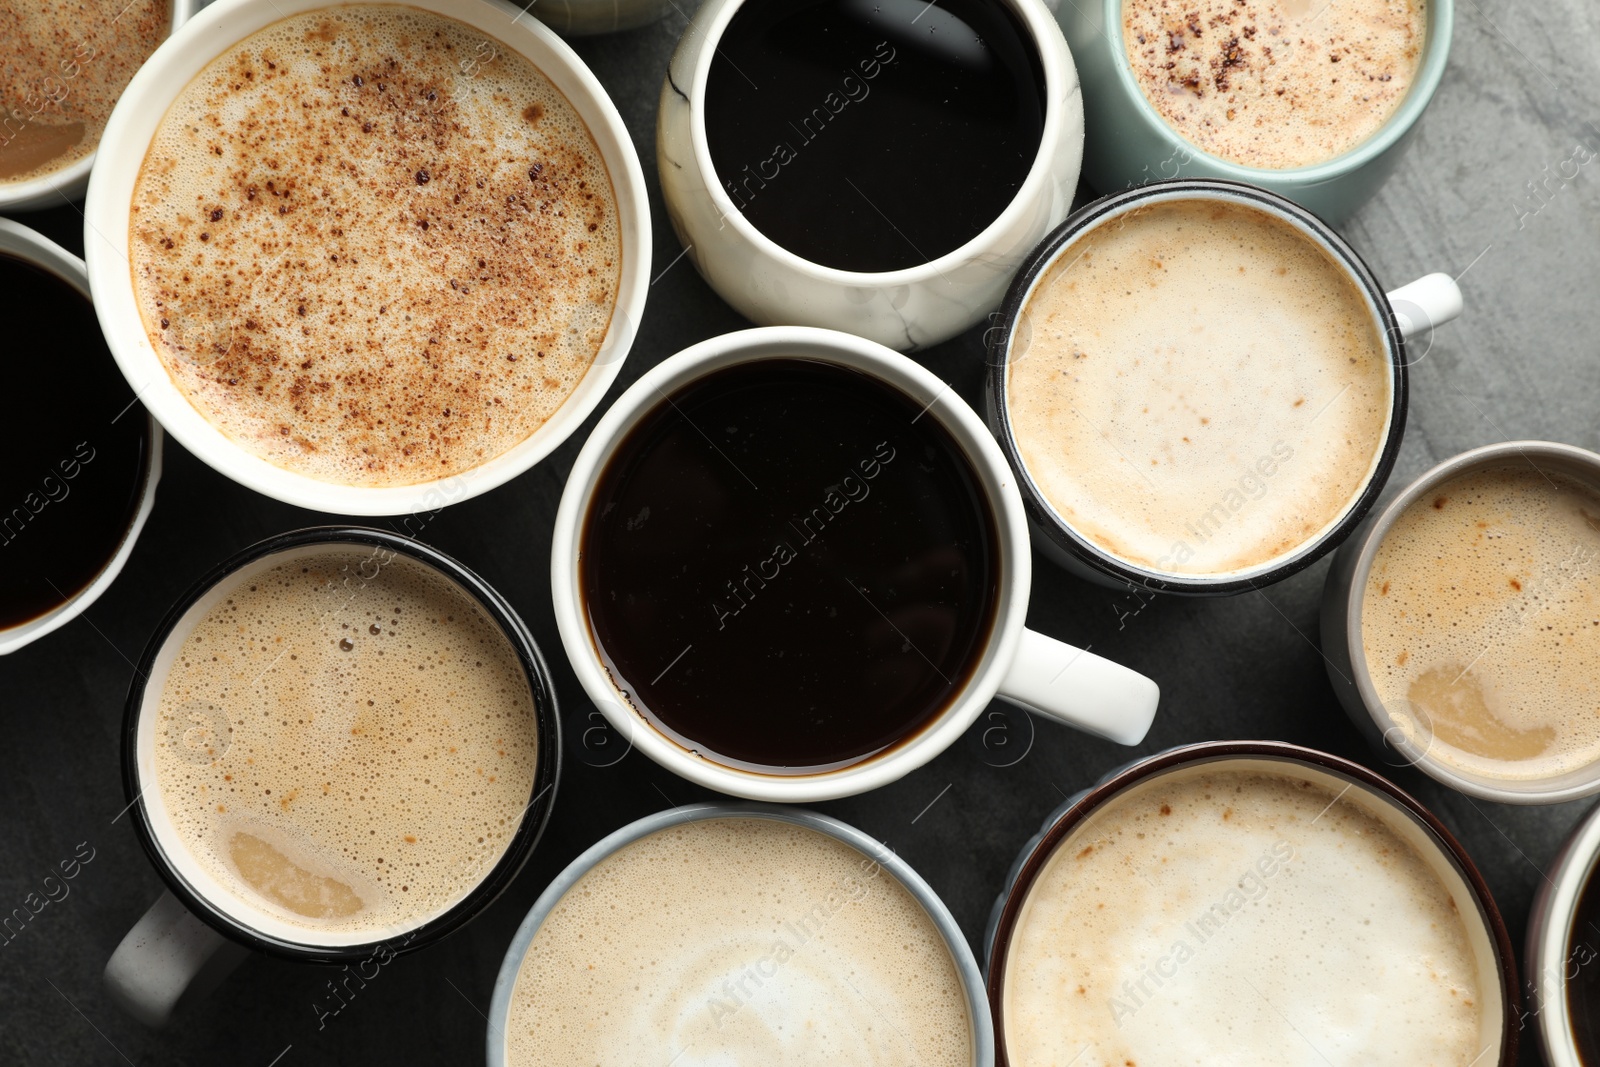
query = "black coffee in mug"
xmin=580 ymin=358 xmax=1000 ymax=773
xmin=0 ymin=254 xmax=149 ymax=629
xmin=702 ymin=0 xmax=1046 ymax=273
xmin=1569 ymin=862 xmax=1600 ymax=1062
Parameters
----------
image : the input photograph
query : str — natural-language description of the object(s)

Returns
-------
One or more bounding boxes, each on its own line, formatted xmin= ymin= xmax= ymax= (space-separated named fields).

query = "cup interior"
xmin=1345 ymin=441 xmax=1600 ymax=803
xmin=681 ymin=0 xmax=1074 ymax=283
xmin=990 ymin=180 xmax=1406 ymax=594
xmin=486 ymin=803 xmax=995 ymax=1066
xmin=0 ymin=218 xmax=161 ymax=655
xmin=123 ymin=529 xmax=559 ymax=959
xmin=987 ymin=745 xmax=1514 ymax=1065
xmin=553 ymin=327 xmax=1030 ymax=802
xmin=83 ymin=0 xmax=650 ymax=516
xmin=1099 ymin=0 xmax=1454 ymax=180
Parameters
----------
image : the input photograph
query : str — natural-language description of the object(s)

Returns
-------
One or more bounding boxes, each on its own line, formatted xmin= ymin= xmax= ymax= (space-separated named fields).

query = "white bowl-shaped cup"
xmin=1321 ymin=440 xmax=1600 ymax=803
xmin=1527 ymin=798 xmax=1600 ymax=1067
xmin=551 ymin=325 xmax=1160 ymax=803
xmin=83 ymin=0 xmax=651 ymax=516
xmin=656 ymin=0 xmax=1085 ymax=352
xmin=0 ymin=0 xmax=198 ymax=213
xmin=0 ymin=217 xmax=162 ymax=655
xmin=487 ymin=802 xmax=995 ymax=1065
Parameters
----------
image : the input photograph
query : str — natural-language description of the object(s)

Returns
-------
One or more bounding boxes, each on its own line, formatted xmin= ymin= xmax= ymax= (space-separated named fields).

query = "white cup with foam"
xmin=82 ymin=0 xmax=651 ymax=516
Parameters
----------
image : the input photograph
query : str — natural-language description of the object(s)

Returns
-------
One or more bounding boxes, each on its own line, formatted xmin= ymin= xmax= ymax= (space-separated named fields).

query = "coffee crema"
xmin=1122 ymin=0 xmax=1427 ymax=170
xmin=1363 ymin=465 xmax=1600 ymax=782
xmin=581 ymin=358 xmax=1000 ymax=773
xmin=1007 ymin=198 xmax=1390 ymax=577
xmin=152 ymin=549 xmax=538 ymax=935
xmin=0 ymin=0 xmax=170 ymax=183
xmin=505 ymin=816 xmax=973 ymax=1065
xmin=129 ymin=6 xmax=620 ymax=486
xmin=1002 ymin=768 xmax=1485 ymax=1065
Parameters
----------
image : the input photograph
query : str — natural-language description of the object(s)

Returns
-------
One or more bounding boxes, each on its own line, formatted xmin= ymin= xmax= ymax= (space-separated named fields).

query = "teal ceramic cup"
xmin=1056 ymin=0 xmax=1454 ymax=223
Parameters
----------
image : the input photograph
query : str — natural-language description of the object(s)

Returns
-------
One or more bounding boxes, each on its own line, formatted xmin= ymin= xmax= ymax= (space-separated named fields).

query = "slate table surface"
xmin=3 ymin=0 xmax=1598 ymax=1062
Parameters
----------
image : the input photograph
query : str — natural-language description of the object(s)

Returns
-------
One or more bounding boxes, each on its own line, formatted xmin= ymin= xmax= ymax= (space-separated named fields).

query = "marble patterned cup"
xmin=655 ymin=0 xmax=1084 ymax=352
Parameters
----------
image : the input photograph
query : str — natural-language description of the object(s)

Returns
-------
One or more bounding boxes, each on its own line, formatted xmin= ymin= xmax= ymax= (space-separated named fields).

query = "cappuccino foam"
xmin=1002 ymin=769 xmax=1485 ymax=1066
xmin=1363 ymin=465 xmax=1600 ymax=781
xmin=1123 ymin=0 xmax=1427 ymax=169
xmin=505 ymin=817 xmax=973 ymax=1066
xmin=130 ymin=6 xmax=621 ymax=486
xmin=152 ymin=549 xmax=538 ymax=936
xmin=0 ymin=0 xmax=170 ymax=183
xmin=1007 ymin=198 xmax=1391 ymax=577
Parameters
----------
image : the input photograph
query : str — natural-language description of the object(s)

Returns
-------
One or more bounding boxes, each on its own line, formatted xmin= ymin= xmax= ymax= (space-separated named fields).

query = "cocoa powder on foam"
xmin=130 ymin=6 xmax=621 ymax=487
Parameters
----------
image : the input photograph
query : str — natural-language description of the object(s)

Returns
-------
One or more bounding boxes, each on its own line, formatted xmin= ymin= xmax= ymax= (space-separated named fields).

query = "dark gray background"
xmin=2 ymin=0 xmax=1597 ymax=1062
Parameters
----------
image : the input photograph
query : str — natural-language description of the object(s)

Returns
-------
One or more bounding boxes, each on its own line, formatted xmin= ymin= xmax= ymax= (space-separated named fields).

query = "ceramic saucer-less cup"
xmin=656 ymin=0 xmax=1084 ymax=352
xmin=1528 ymin=799 xmax=1600 ymax=1067
xmin=551 ymin=326 xmax=1160 ymax=803
xmin=0 ymin=217 xmax=161 ymax=656
xmin=986 ymin=178 xmax=1463 ymax=596
xmin=0 ymin=0 xmax=197 ymax=213
xmin=487 ymin=803 xmax=995 ymax=1065
xmin=1056 ymin=0 xmax=1453 ymax=222
xmin=985 ymin=741 xmax=1518 ymax=1066
xmin=1322 ymin=440 xmax=1600 ymax=803
xmin=83 ymin=0 xmax=650 ymax=516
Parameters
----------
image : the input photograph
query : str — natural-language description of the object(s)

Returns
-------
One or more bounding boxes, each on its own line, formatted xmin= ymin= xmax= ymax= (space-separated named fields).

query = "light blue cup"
xmin=1057 ymin=0 xmax=1454 ymax=222
xmin=487 ymin=802 xmax=995 ymax=1065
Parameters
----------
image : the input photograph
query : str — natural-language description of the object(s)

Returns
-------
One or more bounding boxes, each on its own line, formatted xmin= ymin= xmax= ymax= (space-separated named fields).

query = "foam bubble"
xmin=129 ymin=5 xmax=622 ymax=486
xmin=1123 ymin=0 xmax=1427 ymax=169
xmin=505 ymin=817 xmax=973 ymax=1066
xmin=1362 ymin=465 xmax=1600 ymax=780
xmin=1002 ymin=770 xmax=1484 ymax=1066
xmin=152 ymin=549 xmax=539 ymax=936
xmin=1006 ymin=198 xmax=1391 ymax=577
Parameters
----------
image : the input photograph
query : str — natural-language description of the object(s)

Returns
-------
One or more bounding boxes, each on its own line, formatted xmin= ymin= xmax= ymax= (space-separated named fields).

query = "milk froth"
xmin=505 ymin=817 xmax=973 ymax=1066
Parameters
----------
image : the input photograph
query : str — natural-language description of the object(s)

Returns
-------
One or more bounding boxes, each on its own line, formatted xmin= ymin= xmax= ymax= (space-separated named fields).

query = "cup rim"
xmin=1528 ymin=796 xmax=1600 ymax=1067
xmin=0 ymin=0 xmax=199 ymax=212
xmin=982 ymin=739 xmax=1519 ymax=1066
xmin=680 ymin=0 xmax=1075 ymax=283
xmin=1338 ymin=439 xmax=1600 ymax=803
xmin=0 ymin=217 xmax=162 ymax=656
xmin=986 ymin=178 xmax=1408 ymax=595
xmin=550 ymin=324 xmax=1031 ymax=802
xmin=484 ymin=801 xmax=996 ymax=1066
xmin=119 ymin=525 xmax=563 ymax=962
xmin=83 ymin=0 xmax=651 ymax=516
xmin=1094 ymin=0 xmax=1455 ymax=183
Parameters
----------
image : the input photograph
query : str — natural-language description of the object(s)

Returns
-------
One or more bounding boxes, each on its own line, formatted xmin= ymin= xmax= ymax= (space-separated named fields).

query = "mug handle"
xmin=996 ymin=629 xmax=1159 ymax=746
xmin=1386 ymin=273 xmax=1463 ymax=341
xmin=104 ymin=891 xmax=249 ymax=1028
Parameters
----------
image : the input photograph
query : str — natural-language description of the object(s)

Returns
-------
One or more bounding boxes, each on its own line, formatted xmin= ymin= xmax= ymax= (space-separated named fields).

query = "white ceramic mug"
xmin=487 ymin=802 xmax=996 ymax=1065
xmin=0 ymin=217 xmax=162 ymax=655
xmin=655 ymin=0 xmax=1084 ymax=352
xmin=83 ymin=0 xmax=651 ymax=516
xmin=1321 ymin=440 xmax=1600 ymax=804
xmin=551 ymin=325 xmax=1160 ymax=803
xmin=1527 ymin=798 xmax=1600 ymax=1067
xmin=0 ymin=0 xmax=197 ymax=213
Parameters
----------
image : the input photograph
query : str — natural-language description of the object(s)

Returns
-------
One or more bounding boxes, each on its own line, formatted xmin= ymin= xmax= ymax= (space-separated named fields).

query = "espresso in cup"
xmin=1362 ymin=465 xmax=1600 ymax=782
xmin=1000 ymin=765 xmax=1493 ymax=1064
xmin=1570 ymin=862 xmax=1600 ymax=1063
xmin=1123 ymin=0 xmax=1427 ymax=169
xmin=0 ymin=251 xmax=151 ymax=631
xmin=0 ymin=0 xmax=172 ymax=186
xmin=150 ymin=546 xmax=538 ymax=935
xmin=704 ymin=0 xmax=1045 ymax=272
xmin=1005 ymin=195 xmax=1391 ymax=580
xmin=128 ymin=4 xmax=620 ymax=487
xmin=504 ymin=815 xmax=973 ymax=1064
xmin=582 ymin=357 xmax=999 ymax=772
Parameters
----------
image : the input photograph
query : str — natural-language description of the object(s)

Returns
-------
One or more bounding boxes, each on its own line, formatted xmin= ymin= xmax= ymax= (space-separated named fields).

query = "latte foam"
xmin=151 ymin=547 xmax=539 ymax=937
xmin=505 ymin=817 xmax=973 ymax=1066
